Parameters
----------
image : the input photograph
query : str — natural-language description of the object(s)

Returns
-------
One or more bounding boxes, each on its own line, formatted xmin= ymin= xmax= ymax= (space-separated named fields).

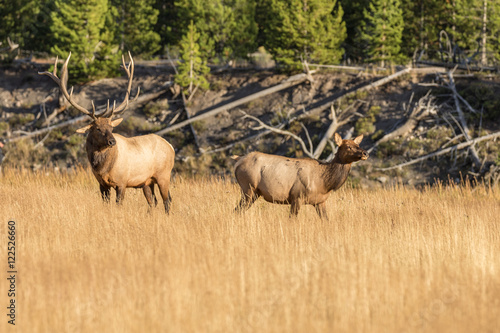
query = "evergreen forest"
xmin=1 ymin=0 xmax=500 ymax=81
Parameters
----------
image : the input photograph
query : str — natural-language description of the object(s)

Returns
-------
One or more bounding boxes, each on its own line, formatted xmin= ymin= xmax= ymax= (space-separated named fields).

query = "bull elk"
xmin=233 ymin=133 xmax=368 ymax=220
xmin=39 ymin=52 xmax=175 ymax=213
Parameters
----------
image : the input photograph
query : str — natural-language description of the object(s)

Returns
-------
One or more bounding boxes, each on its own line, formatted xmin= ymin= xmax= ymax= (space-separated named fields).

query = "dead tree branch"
xmin=313 ymin=105 xmax=338 ymax=159
xmin=155 ymin=72 xmax=314 ymax=136
xmin=9 ymin=116 xmax=87 ymax=142
xmin=313 ymin=104 xmax=356 ymax=159
xmin=368 ymin=91 xmax=437 ymax=153
xmin=239 ymin=110 xmax=315 ymax=159
xmin=446 ymin=70 xmax=482 ymax=169
xmin=376 ymin=131 xmax=500 ymax=171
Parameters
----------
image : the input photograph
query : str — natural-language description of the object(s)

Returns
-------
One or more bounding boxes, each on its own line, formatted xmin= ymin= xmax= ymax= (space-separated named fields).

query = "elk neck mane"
xmin=86 ymin=137 xmax=118 ymax=174
xmin=320 ymin=155 xmax=352 ymax=192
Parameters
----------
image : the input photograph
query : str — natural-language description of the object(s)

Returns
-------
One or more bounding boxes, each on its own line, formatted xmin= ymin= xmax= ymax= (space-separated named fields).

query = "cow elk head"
xmin=39 ymin=52 xmax=139 ymax=149
xmin=334 ymin=133 xmax=368 ymax=164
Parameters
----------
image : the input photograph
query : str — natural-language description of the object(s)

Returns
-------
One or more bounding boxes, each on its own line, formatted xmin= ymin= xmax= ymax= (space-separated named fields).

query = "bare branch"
xmin=446 ymin=70 xmax=481 ymax=168
xmin=368 ymin=91 xmax=436 ymax=154
xmin=239 ymin=110 xmax=315 ymax=159
xmin=376 ymin=131 xmax=500 ymax=171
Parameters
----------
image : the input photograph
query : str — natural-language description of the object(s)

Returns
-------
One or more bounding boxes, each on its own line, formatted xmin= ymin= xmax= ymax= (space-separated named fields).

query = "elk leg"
xmin=142 ymin=185 xmax=155 ymax=207
xmin=157 ymin=178 xmax=172 ymax=214
xmin=150 ymin=184 xmax=158 ymax=207
xmin=290 ymin=200 xmax=300 ymax=217
xmin=100 ymin=184 xmax=111 ymax=203
xmin=235 ymin=189 xmax=258 ymax=213
xmin=115 ymin=187 xmax=126 ymax=205
xmin=314 ymin=202 xmax=329 ymax=221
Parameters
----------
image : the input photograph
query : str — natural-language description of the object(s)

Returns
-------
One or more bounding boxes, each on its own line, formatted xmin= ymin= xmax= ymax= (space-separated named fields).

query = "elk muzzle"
xmin=107 ymin=137 xmax=116 ymax=147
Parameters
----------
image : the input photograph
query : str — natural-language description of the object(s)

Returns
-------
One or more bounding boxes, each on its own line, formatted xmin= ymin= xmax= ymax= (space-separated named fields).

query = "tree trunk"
xmin=481 ymin=0 xmax=488 ymax=66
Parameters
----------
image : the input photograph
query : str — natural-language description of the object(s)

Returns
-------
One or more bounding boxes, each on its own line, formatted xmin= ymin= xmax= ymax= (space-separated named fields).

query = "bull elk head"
xmin=38 ymin=52 xmax=140 ymax=148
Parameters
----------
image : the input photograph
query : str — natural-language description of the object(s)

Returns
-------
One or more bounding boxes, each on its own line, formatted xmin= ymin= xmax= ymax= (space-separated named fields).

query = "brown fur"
xmin=81 ymin=118 xmax=175 ymax=213
xmin=234 ymin=133 xmax=368 ymax=219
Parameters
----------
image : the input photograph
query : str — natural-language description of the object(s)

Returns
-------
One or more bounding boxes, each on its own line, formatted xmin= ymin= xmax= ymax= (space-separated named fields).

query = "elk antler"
xmin=102 ymin=51 xmax=140 ymax=119
xmin=38 ymin=52 xmax=97 ymax=119
xmin=39 ymin=51 xmax=140 ymax=120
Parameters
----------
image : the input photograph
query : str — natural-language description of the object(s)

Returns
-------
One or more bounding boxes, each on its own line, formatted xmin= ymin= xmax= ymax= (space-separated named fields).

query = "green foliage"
xmin=0 ymin=0 xmax=45 ymax=51
xmin=119 ymin=116 xmax=159 ymax=136
xmin=460 ymin=83 xmax=500 ymax=121
xmin=376 ymin=137 xmax=404 ymax=159
xmin=361 ymin=0 xmax=404 ymax=66
xmin=258 ymin=0 xmax=346 ymax=69
xmin=111 ymin=0 xmax=161 ymax=58
xmin=449 ymin=0 xmax=500 ymax=64
xmin=175 ymin=21 xmax=210 ymax=96
xmin=355 ymin=105 xmax=380 ymax=135
xmin=64 ymin=133 xmax=86 ymax=161
xmin=51 ymin=0 xmax=119 ymax=82
xmin=340 ymin=0 xmax=370 ymax=61
xmin=175 ymin=0 xmax=258 ymax=61
xmin=371 ymin=129 xmax=385 ymax=141
xmin=0 ymin=121 xmax=9 ymax=136
xmin=192 ymin=120 xmax=206 ymax=133
xmin=8 ymin=114 xmax=35 ymax=127
xmin=143 ymin=100 xmax=168 ymax=119
xmin=1 ymin=139 xmax=50 ymax=168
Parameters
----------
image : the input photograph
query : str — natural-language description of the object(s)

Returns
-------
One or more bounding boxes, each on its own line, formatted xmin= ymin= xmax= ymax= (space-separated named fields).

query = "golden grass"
xmin=1 ymin=168 xmax=500 ymax=332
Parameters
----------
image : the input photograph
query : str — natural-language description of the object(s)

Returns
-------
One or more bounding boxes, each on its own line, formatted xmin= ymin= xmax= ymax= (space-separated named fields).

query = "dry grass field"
xmin=1 ymin=168 xmax=499 ymax=333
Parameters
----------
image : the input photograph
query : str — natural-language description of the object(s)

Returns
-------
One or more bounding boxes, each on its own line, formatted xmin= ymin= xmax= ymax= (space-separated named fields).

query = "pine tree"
xmin=361 ymin=0 xmax=404 ymax=66
xmin=452 ymin=0 xmax=500 ymax=65
xmin=51 ymin=0 xmax=118 ymax=81
xmin=405 ymin=0 xmax=454 ymax=59
xmin=489 ymin=0 xmax=500 ymax=63
xmin=175 ymin=0 xmax=258 ymax=62
xmin=340 ymin=0 xmax=370 ymax=61
xmin=0 ymin=0 xmax=45 ymax=50
xmin=175 ymin=21 xmax=210 ymax=99
xmin=111 ymin=0 xmax=161 ymax=58
xmin=154 ymin=0 xmax=178 ymax=49
xmin=258 ymin=0 xmax=346 ymax=69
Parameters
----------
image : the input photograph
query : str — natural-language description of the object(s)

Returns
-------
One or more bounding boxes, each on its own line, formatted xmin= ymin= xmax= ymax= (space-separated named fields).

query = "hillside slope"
xmin=1 ymin=62 xmax=499 ymax=187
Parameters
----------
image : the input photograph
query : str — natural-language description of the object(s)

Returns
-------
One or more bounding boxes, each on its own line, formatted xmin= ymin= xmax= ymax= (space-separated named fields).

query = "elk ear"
xmin=76 ymin=124 xmax=92 ymax=134
xmin=353 ymin=135 xmax=364 ymax=145
xmin=110 ymin=118 xmax=123 ymax=127
xmin=334 ymin=133 xmax=343 ymax=147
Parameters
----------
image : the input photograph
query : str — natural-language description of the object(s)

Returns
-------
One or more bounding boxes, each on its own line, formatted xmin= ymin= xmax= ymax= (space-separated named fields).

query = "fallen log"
xmin=376 ymin=131 xmax=500 ymax=171
xmin=296 ymin=67 xmax=413 ymax=121
xmin=8 ymin=115 xmax=87 ymax=142
xmin=155 ymin=72 xmax=314 ymax=136
xmin=368 ymin=91 xmax=437 ymax=153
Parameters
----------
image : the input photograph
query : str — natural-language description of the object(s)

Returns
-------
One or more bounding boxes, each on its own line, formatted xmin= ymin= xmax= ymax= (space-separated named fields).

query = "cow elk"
xmin=233 ymin=133 xmax=368 ymax=220
xmin=39 ymin=52 xmax=175 ymax=213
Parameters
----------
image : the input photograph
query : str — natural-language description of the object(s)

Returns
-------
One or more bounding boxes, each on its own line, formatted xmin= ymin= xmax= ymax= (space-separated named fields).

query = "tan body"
xmin=87 ymin=132 xmax=175 ymax=212
xmin=234 ymin=134 xmax=368 ymax=219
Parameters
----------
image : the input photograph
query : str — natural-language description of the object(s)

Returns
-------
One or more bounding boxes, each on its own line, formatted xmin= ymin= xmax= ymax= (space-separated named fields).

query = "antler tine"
xmin=109 ymin=51 xmax=139 ymax=118
xmin=38 ymin=56 xmax=61 ymax=85
xmin=97 ymin=100 xmax=111 ymax=118
xmin=39 ymin=52 xmax=96 ymax=119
